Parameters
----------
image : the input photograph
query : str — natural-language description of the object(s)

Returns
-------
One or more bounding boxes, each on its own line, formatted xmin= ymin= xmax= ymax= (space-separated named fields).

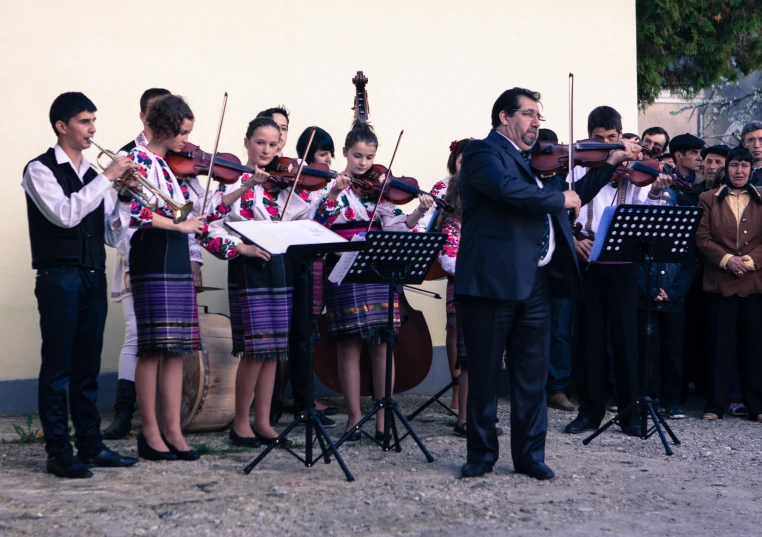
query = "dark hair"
xmin=436 ymin=171 xmax=463 ymax=228
xmin=726 ymin=146 xmax=754 ymax=166
xmin=256 ymin=106 xmax=290 ymax=124
xmin=641 ymin=126 xmax=670 ymax=149
xmin=622 ymin=132 xmax=639 ymax=141
xmin=447 ymin=138 xmax=473 ymax=176
xmin=741 ymin=120 xmax=762 ymax=141
xmin=296 ymin=127 xmax=335 ymax=164
xmin=49 ymin=92 xmax=96 ymax=135
xmin=587 ymin=106 xmax=622 ymax=136
xmin=491 ymin=87 xmax=541 ymax=128
xmin=245 ymin=116 xmax=280 ymax=139
xmin=139 ymin=88 xmax=171 ymax=114
xmin=714 ymin=166 xmax=726 ymax=187
xmin=146 ymin=95 xmax=194 ymax=141
xmin=344 ymin=119 xmax=378 ymax=149
xmin=658 ymin=152 xmax=673 ymax=162
xmin=537 ymin=128 xmax=558 ymax=143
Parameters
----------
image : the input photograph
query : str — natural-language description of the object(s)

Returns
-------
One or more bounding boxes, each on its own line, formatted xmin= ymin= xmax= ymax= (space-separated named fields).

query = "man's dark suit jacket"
xmin=455 ymin=129 xmax=616 ymax=301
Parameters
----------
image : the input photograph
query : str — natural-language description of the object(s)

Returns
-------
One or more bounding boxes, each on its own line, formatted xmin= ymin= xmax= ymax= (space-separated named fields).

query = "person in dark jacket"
xmin=637 ymin=187 xmax=696 ymax=419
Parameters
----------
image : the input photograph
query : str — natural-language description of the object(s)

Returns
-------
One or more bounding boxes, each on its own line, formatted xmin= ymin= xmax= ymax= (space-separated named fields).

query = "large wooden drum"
xmin=179 ymin=310 xmax=237 ymax=433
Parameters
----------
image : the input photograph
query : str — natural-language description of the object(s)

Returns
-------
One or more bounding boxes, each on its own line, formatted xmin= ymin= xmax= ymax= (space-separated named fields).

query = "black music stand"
xmin=582 ymin=204 xmax=702 ymax=455
xmin=332 ymin=231 xmax=446 ymax=462
xmin=243 ymin=240 xmax=366 ymax=481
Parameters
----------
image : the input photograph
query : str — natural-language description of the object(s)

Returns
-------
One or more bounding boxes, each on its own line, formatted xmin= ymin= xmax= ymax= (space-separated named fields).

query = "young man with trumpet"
xmin=22 ymin=91 xmax=139 ymax=478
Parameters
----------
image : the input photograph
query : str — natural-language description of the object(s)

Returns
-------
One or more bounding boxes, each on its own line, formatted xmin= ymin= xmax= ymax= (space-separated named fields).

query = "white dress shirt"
xmin=22 ymin=144 xmax=125 ymax=249
xmin=496 ymin=131 xmax=555 ymax=266
xmin=572 ymin=165 xmax=654 ymax=237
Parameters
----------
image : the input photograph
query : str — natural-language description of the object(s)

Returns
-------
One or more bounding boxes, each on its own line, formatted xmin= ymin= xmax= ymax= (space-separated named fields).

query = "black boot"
xmin=103 ymin=380 xmax=136 ymax=439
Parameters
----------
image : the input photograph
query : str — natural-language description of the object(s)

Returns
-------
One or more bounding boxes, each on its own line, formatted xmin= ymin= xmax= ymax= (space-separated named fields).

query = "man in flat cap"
xmin=740 ymin=120 xmax=762 ymax=187
xmin=701 ymin=145 xmax=730 ymax=189
xmin=669 ymin=133 xmax=706 ymax=206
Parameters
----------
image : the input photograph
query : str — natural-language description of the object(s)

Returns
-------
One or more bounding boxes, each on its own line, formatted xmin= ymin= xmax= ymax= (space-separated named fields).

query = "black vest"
xmin=25 ymin=148 xmax=106 ymax=270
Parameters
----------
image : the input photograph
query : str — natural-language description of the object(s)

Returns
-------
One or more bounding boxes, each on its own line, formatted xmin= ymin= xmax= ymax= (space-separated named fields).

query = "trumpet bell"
xmin=174 ymin=202 xmax=194 ymax=224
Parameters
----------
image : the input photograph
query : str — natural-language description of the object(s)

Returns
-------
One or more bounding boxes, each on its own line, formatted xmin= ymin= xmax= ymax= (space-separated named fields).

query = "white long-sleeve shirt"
xmin=22 ymin=144 xmax=126 ymax=249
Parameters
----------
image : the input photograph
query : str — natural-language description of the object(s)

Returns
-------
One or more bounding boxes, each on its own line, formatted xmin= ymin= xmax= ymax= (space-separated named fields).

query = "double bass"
xmin=312 ymin=71 xmax=434 ymax=395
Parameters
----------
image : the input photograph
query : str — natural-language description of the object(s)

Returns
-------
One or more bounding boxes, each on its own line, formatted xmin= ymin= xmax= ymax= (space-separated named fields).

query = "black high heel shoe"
xmin=254 ymin=430 xmax=293 ymax=448
xmin=137 ymin=433 xmax=179 ymax=462
xmin=161 ymin=434 xmax=201 ymax=461
xmin=229 ymin=428 xmax=262 ymax=448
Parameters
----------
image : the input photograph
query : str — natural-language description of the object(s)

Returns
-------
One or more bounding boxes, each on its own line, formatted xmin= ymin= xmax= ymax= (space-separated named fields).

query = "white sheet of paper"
xmin=327 ymin=234 xmax=366 ymax=285
xmin=225 ymin=220 xmax=348 ymax=255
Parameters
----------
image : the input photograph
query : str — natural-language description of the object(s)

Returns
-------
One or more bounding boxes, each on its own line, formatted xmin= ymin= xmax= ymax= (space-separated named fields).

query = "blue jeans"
xmin=547 ymin=297 xmax=572 ymax=395
xmin=35 ymin=267 xmax=107 ymax=457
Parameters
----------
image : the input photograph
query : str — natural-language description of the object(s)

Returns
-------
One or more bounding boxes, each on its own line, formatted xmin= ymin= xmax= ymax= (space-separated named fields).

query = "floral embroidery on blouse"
xmin=128 ymin=150 xmax=189 ymax=228
xmin=438 ymin=216 xmax=460 ymax=275
xmin=430 ymin=180 xmax=447 ymax=199
xmin=201 ymin=234 xmax=238 ymax=260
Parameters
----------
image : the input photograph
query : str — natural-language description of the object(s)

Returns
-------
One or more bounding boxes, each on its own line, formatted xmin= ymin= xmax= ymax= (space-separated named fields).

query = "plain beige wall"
xmin=0 ymin=0 xmax=637 ymax=382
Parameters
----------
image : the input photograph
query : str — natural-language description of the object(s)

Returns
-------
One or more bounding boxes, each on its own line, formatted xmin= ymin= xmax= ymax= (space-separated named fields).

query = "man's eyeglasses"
xmin=744 ymin=137 xmax=762 ymax=146
xmin=510 ymin=109 xmax=545 ymax=122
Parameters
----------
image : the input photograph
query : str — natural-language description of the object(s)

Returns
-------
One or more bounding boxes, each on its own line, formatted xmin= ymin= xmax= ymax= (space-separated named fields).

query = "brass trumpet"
xmin=88 ymin=139 xmax=194 ymax=224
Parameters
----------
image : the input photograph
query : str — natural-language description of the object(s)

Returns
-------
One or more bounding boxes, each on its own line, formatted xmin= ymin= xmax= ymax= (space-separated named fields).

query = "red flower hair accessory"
xmin=449 ymin=140 xmax=458 ymax=153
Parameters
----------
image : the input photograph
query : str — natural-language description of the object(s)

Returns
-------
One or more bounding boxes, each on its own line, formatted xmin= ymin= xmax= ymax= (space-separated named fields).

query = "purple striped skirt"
xmin=323 ymin=222 xmax=399 ymax=343
xmin=229 ymin=254 xmax=292 ymax=361
xmin=129 ymin=229 xmax=200 ymax=356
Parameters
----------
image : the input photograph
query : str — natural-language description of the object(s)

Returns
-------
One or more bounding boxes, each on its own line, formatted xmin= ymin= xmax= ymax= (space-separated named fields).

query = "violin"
xmin=166 ymin=142 xmax=251 ymax=185
xmin=612 ymin=159 xmax=674 ymax=188
xmin=263 ymin=156 xmax=337 ymax=192
xmin=531 ymin=139 xmax=632 ymax=177
xmin=350 ymin=164 xmax=454 ymax=212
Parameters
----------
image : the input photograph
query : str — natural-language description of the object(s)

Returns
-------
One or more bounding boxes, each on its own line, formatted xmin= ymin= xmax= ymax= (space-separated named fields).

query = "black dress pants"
xmin=577 ymin=263 xmax=639 ymax=425
xmin=638 ymin=309 xmax=685 ymax=408
xmin=35 ymin=267 xmax=107 ymax=457
xmin=286 ymin=256 xmax=311 ymax=411
xmin=457 ymin=267 xmax=550 ymax=469
xmin=705 ymin=293 xmax=762 ymax=418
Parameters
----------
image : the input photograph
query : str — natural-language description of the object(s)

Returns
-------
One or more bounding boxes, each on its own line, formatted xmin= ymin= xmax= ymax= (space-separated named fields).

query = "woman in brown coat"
xmin=696 ymin=146 xmax=762 ymax=422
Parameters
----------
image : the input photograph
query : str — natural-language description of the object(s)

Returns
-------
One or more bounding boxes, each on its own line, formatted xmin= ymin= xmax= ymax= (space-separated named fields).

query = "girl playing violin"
xmin=312 ymin=119 xmax=433 ymax=440
xmin=127 ymin=95 xmax=224 ymax=462
xmin=200 ymin=116 xmax=328 ymax=446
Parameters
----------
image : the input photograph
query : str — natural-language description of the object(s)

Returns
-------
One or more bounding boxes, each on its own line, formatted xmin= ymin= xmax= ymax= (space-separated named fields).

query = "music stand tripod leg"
xmin=406 ymin=380 xmax=457 ymax=421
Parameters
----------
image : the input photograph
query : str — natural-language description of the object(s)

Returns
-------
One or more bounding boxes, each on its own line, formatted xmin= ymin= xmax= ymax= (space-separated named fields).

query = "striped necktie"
xmin=520 ymin=151 xmax=551 ymax=261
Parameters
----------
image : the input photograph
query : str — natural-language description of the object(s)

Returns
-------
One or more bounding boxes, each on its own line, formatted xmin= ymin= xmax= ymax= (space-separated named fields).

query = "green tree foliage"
xmin=637 ymin=0 xmax=762 ymax=108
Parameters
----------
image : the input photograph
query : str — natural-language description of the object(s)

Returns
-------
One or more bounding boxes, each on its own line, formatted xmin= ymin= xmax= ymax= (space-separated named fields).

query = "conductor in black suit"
xmin=456 ymin=88 xmax=640 ymax=479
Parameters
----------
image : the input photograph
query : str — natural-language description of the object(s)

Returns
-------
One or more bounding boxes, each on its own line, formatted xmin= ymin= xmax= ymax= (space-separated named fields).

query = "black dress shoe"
xmin=320 ymin=406 xmax=339 ymax=416
xmin=620 ymin=421 xmax=643 ymax=438
xmin=229 ymin=428 xmax=262 ymax=448
xmin=515 ymin=461 xmax=555 ymax=480
xmin=78 ymin=447 xmax=138 ymax=468
xmin=137 ymin=434 xmax=179 ymax=461
xmin=47 ymin=452 xmax=93 ymax=479
xmin=564 ymin=415 xmax=598 ymax=434
xmin=161 ymin=434 xmax=201 ymax=461
xmin=461 ymin=462 xmax=495 ymax=478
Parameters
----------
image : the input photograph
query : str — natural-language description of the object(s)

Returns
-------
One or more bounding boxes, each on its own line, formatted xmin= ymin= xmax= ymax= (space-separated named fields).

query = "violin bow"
xmin=200 ymin=92 xmax=229 ymax=217
xmin=366 ymin=130 xmax=404 ymax=233
xmin=280 ymin=127 xmax=317 ymax=221
xmin=568 ymin=73 xmax=575 ymax=193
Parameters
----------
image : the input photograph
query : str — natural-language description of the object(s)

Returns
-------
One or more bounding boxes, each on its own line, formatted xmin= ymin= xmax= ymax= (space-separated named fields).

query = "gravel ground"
xmin=0 ymin=395 xmax=760 ymax=537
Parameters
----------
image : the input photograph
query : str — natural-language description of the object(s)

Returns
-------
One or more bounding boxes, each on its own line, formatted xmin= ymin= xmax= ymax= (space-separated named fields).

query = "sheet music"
xmin=225 ymin=220 xmax=348 ymax=255
xmin=327 ymin=234 xmax=366 ymax=285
